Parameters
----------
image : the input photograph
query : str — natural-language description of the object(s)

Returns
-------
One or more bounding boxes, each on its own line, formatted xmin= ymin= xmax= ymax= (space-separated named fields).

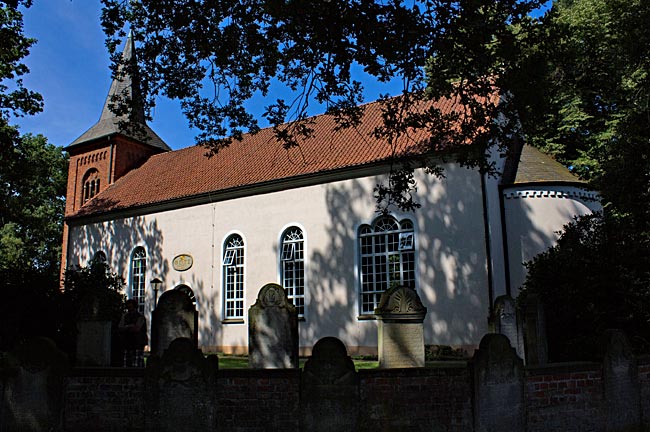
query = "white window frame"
xmin=222 ymin=234 xmax=245 ymax=320
xmin=279 ymin=226 xmax=306 ymax=318
xmin=130 ymin=246 xmax=147 ymax=314
xmin=358 ymin=216 xmax=416 ymax=315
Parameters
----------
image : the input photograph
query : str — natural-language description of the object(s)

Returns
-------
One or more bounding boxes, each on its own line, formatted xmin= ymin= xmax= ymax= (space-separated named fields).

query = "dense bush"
xmin=520 ymin=212 xmax=650 ymax=361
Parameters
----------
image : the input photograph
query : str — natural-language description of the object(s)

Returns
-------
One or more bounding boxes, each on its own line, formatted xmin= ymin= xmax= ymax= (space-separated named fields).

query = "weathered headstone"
xmin=248 ymin=283 xmax=298 ymax=368
xmin=76 ymin=321 xmax=112 ymax=366
xmin=374 ymin=285 xmax=427 ymax=368
xmin=150 ymin=290 xmax=198 ymax=357
xmin=0 ymin=337 xmax=69 ymax=432
xmin=300 ymin=337 xmax=358 ymax=432
xmin=493 ymin=295 xmax=524 ymax=361
xmin=602 ymin=329 xmax=641 ymax=432
xmin=76 ymin=293 xmax=112 ymax=366
xmin=472 ymin=333 xmax=525 ymax=432
xmin=522 ymin=293 xmax=548 ymax=365
xmin=145 ymin=338 xmax=218 ymax=432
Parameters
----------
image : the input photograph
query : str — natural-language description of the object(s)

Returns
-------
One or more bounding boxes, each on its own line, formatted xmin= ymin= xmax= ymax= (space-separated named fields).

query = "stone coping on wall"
xmin=69 ymin=367 xmax=146 ymax=377
xmin=358 ymin=363 xmax=468 ymax=378
xmin=524 ymin=361 xmax=601 ymax=376
xmin=218 ymin=368 xmax=301 ymax=379
xmin=65 ymin=357 xmax=644 ymax=378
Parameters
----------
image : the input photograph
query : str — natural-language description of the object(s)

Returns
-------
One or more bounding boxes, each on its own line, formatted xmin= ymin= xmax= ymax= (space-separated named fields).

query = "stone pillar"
xmin=472 ymin=333 xmax=525 ymax=432
xmin=145 ymin=338 xmax=218 ymax=432
xmin=522 ymin=293 xmax=548 ymax=365
xmin=300 ymin=337 xmax=358 ymax=432
xmin=150 ymin=290 xmax=198 ymax=357
xmin=76 ymin=321 xmax=112 ymax=366
xmin=75 ymin=291 xmax=117 ymax=367
xmin=0 ymin=337 xmax=69 ymax=432
xmin=493 ymin=295 xmax=524 ymax=361
xmin=248 ymin=283 xmax=299 ymax=368
xmin=602 ymin=330 xmax=641 ymax=432
xmin=374 ymin=285 xmax=427 ymax=368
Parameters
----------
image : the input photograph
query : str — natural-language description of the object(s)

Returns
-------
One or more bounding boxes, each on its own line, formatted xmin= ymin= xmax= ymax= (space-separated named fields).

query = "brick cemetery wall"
xmin=218 ymin=369 xmax=300 ymax=431
xmin=4 ymin=332 xmax=650 ymax=431
xmin=359 ymin=365 xmax=473 ymax=432
xmin=525 ymin=363 xmax=603 ymax=432
xmin=64 ymin=368 xmax=145 ymax=432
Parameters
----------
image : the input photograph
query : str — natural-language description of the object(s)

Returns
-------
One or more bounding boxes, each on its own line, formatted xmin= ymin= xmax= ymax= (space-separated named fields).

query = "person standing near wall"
xmin=119 ymin=299 xmax=148 ymax=367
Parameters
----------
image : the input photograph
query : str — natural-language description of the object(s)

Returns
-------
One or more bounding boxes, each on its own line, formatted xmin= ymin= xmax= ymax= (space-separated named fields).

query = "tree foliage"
xmin=100 ymin=0 xmax=547 ymax=210
xmin=522 ymin=213 xmax=650 ymax=361
xmin=518 ymin=0 xmax=650 ymax=360
xmin=0 ymin=0 xmax=68 ymax=350
xmin=58 ymin=258 xmax=126 ymax=359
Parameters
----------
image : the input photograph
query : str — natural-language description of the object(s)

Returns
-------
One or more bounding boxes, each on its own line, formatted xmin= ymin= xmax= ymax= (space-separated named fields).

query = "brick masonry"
xmin=45 ymin=356 xmax=650 ymax=431
xmin=525 ymin=363 xmax=604 ymax=432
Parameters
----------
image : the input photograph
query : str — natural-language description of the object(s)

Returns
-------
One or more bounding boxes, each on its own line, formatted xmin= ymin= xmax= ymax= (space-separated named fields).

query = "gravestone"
xmin=602 ymin=329 xmax=641 ymax=431
xmin=522 ymin=293 xmax=548 ymax=365
xmin=76 ymin=321 xmax=112 ymax=366
xmin=374 ymin=285 xmax=427 ymax=368
xmin=151 ymin=290 xmax=198 ymax=357
xmin=300 ymin=337 xmax=358 ymax=432
xmin=248 ymin=283 xmax=298 ymax=368
xmin=145 ymin=338 xmax=218 ymax=432
xmin=493 ymin=295 xmax=524 ymax=361
xmin=76 ymin=293 xmax=112 ymax=366
xmin=472 ymin=333 xmax=525 ymax=432
xmin=0 ymin=337 xmax=69 ymax=432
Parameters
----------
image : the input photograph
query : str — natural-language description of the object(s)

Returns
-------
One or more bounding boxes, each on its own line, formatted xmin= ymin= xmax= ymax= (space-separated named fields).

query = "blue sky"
xmin=14 ymin=1 xmax=550 ymax=152
xmin=14 ymin=0 xmax=404 ymax=152
xmin=15 ymin=0 xmax=195 ymax=150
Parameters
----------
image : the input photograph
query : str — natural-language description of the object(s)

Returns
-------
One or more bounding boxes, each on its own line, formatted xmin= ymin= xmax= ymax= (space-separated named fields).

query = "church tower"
xmin=60 ymin=34 xmax=170 ymax=280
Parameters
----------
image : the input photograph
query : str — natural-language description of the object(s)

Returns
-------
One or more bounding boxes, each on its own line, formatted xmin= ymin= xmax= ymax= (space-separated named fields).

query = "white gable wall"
xmin=67 ymin=163 xmax=491 ymax=354
xmin=503 ymin=186 xmax=601 ymax=298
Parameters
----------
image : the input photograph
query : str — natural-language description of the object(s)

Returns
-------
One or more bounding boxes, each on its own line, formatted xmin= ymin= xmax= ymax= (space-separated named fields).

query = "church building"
xmin=62 ymin=37 xmax=600 ymax=355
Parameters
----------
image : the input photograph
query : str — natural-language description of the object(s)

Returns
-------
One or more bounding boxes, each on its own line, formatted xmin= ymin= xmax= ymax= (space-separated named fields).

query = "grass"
xmin=213 ymin=351 xmax=470 ymax=370
xmin=214 ymin=354 xmax=380 ymax=370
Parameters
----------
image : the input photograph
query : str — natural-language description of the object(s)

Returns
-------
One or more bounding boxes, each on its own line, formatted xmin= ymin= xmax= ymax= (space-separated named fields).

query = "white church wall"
xmin=503 ymin=185 xmax=601 ymax=298
xmin=67 ymin=163 xmax=490 ymax=354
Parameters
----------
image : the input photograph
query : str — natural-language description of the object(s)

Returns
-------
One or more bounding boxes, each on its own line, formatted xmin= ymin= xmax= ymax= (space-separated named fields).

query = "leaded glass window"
xmin=280 ymin=227 xmax=305 ymax=317
xmin=223 ymin=234 xmax=245 ymax=319
xmin=131 ymin=247 xmax=146 ymax=314
xmin=358 ymin=216 xmax=415 ymax=314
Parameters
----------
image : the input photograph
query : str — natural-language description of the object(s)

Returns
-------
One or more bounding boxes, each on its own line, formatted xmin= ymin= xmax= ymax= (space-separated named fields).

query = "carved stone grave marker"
xmin=493 ymin=295 xmax=524 ymax=361
xmin=602 ymin=329 xmax=641 ymax=431
xmin=151 ymin=290 xmax=198 ymax=357
xmin=300 ymin=337 xmax=358 ymax=432
xmin=472 ymin=333 xmax=525 ymax=432
xmin=145 ymin=338 xmax=218 ymax=432
xmin=374 ymin=285 xmax=427 ymax=368
xmin=0 ymin=337 xmax=69 ymax=432
xmin=248 ymin=283 xmax=299 ymax=368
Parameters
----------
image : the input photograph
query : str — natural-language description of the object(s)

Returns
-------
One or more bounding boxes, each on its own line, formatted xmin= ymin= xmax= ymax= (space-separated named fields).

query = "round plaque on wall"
xmin=172 ymin=254 xmax=193 ymax=272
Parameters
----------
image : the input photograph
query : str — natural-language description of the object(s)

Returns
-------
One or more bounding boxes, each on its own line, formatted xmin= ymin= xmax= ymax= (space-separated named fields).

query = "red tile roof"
xmin=69 ymin=93 xmax=499 ymax=219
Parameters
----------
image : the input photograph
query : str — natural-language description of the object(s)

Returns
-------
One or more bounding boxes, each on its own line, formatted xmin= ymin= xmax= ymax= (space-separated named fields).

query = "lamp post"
xmin=151 ymin=278 xmax=162 ymax=309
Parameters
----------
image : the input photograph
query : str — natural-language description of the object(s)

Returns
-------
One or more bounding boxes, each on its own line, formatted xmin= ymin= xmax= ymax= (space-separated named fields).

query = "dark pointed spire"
xmin=99 ymin=31 xmax=146 ymax=124
xmin=67 ymin=33 xmax=170 ymax=151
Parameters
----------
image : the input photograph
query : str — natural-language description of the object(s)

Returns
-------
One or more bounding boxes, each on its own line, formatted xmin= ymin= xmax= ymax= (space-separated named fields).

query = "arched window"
xmin=222 ymin=234 xmax=245 ymax=320
xmin=280 ymin=227 xmax=305 ymax=317
xmin=358 ymin=216 xmax=415 ymax=315
xmin=131 ymin=247 xmax=146 ymax=314
xmin=82 ymin=168 xmax=101 ymax=204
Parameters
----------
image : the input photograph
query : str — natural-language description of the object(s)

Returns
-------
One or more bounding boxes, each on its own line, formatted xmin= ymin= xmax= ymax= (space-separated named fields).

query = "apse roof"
xmin=510 ymin=144 xmax=584 ymax=185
